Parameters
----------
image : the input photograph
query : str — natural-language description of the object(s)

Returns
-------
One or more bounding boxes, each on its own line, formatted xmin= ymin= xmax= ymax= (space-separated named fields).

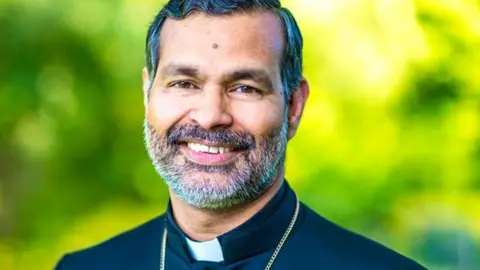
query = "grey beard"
xmin=143 ymin=118 xmax=288 ymax=210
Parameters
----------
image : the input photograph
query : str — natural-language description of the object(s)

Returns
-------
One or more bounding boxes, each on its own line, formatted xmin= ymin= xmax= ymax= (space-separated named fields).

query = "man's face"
xmin=143 ymin=11 xmax=295 ymax=209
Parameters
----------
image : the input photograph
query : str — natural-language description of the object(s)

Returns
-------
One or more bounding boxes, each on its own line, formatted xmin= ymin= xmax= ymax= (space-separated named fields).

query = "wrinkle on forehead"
xmin=159 ymin=11 xmax=284 ymax=62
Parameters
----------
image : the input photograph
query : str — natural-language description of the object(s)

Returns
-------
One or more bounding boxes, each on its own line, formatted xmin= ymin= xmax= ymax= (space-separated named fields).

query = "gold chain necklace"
xmin=160 ymin=195 xmax=300 ymax=270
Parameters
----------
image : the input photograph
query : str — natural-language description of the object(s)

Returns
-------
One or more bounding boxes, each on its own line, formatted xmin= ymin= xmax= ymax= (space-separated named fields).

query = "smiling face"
xmin=143 ymin=11 xmax=307 ymax=209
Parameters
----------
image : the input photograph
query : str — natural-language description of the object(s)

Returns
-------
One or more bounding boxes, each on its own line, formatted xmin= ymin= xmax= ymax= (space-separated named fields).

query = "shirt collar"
xmin=165 ymin=180 xmax=297 ymax=264
xmin=185 ymin=237 xmax=224 ymax=262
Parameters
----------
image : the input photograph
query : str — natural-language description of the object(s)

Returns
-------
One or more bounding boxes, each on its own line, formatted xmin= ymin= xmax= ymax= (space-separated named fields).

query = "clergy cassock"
xmin=55 ymin=182 xmax=427 ymax=270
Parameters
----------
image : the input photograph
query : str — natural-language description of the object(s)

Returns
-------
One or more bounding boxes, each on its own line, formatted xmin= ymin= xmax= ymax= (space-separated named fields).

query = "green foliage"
xmin=0 ymin=0 xmax=479 ymax=269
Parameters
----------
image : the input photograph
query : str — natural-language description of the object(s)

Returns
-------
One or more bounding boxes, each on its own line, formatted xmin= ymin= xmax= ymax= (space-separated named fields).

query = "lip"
xmin=179 ymin=143 xmax=245 ymax=165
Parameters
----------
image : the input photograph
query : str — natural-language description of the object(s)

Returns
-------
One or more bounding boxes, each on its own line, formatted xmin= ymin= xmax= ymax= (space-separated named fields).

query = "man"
xmin=55 ymin=0 xmax=427 ymax=269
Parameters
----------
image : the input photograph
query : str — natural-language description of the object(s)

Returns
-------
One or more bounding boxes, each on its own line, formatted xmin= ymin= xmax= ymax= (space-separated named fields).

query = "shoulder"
xmin=54 ymin=214 xmax=165 ymax=270
xmin=289 ymin=203 xmax=427 ymax=270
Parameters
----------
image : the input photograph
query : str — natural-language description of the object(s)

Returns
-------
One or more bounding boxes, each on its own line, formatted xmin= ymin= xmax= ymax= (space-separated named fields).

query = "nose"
xmin=188 ymin=88 xmax=233 ymax=130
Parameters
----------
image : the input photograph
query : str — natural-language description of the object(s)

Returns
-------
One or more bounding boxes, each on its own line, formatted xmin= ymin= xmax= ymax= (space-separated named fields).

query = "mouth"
xmin=178 ymin=141 xmax=248 ymax=165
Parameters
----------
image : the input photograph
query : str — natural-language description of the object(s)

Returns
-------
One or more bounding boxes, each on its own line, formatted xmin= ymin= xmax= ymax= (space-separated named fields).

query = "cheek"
xmin=147 ymin=92 xmax=190 ymax=132
xmin=231 ymin=100 xmax=285 ymax=135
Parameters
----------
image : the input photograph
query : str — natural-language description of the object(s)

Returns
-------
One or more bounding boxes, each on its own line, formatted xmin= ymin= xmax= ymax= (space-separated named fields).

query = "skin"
xmin=142 ymin=11 xmax=309 ymax=241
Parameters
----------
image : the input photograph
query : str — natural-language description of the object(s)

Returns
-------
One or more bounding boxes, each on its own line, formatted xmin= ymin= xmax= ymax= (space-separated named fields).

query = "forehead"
xmin=158 ymin=11 xmax=285 ymax=74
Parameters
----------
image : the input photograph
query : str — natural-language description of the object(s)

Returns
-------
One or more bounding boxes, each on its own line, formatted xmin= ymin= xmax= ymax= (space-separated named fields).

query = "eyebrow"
xmin=226 ymin=69 xmax=275 ymax=91
xmin=161 ymin=64 xmax=200 ymax=78
xmin=160 ymin=64 xmax=275 ymax=91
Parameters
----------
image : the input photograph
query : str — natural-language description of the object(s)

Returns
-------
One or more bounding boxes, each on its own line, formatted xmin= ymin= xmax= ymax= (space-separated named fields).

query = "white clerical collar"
xmin=185 ymin=237 xmax=225 ymax=262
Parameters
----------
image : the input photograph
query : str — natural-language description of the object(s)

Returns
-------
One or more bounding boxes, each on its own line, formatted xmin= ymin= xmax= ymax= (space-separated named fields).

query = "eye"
xmin=170 ymin=81 xmax=198 ymax=89
xmin=230 ymin=85 xmax=262 ymax=95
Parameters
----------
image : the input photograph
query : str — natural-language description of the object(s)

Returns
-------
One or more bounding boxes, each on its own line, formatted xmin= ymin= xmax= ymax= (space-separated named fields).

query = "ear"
xmin=142 ymin=67 xmax=151 ymax=109
xmin=287 ymin=77 xmax=310 ymax=140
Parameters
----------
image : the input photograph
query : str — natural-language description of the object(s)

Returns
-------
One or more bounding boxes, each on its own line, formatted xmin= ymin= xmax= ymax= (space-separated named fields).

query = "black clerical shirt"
xmin=55 ymin=182 xmax=427 ymax=269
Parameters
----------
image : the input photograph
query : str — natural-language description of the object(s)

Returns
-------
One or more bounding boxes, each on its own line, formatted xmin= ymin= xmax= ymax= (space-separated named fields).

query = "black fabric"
xmin=55 ymin=182 xmax=427 ymax=270
xmin=164 ymin=181 xmax=293 ymax=265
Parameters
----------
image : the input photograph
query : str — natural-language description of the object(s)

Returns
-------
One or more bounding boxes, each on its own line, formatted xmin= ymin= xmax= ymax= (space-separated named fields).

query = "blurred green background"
xmin=1 ymin=0 xmax=479 ymax=269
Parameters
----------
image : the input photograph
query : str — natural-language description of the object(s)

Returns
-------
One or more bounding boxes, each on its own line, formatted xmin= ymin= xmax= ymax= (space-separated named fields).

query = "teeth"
xmin=187 ymin=143 xmax=232 ymax=154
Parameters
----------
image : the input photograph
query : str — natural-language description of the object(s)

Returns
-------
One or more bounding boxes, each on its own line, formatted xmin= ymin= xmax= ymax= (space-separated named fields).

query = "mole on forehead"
xmin=212 ymin=43 xmax=219 ymax=49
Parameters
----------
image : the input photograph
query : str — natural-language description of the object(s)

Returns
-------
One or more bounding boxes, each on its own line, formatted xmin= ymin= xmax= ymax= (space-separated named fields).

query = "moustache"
xmin=166 ymin=124 xmax=256 ymax=150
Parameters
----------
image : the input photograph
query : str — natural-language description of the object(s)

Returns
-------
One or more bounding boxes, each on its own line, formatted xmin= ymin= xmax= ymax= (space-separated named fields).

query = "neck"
xmin=170 ymin=175 xmax=284 ymax=242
